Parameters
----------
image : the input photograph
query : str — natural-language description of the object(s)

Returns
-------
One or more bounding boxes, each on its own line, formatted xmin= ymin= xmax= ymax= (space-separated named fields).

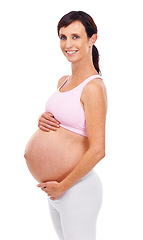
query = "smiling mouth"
xmin=65 ymin=50 xmax=78 ymax=55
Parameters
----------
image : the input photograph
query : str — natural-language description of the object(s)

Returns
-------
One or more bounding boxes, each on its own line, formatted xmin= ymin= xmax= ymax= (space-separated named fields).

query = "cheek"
xmin=80 ymin=43 xmax=89 ymax=54
xmin=60 ymin=42 xmax=65 ymax=51
xmin=78 ymin=39 xmax=89 ymax=51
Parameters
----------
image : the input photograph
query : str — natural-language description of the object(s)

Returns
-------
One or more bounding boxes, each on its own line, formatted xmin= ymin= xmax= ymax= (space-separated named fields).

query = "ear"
xmin=89 ymin=34 xmax=98 ymax=47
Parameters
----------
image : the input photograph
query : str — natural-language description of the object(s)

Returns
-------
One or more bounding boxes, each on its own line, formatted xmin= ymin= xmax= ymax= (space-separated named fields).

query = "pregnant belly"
xmin=24 ymin=128 xmax=88 ymax=183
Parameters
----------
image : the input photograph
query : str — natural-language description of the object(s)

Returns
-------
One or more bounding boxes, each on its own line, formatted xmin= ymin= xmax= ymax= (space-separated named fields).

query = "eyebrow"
xmin=59 ymin=33 xmax=80 ymax=37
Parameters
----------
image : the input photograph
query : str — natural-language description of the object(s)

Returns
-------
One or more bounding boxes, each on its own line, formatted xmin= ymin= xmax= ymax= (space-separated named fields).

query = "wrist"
xmin=59 ymin=179 xmax=70 ymax=192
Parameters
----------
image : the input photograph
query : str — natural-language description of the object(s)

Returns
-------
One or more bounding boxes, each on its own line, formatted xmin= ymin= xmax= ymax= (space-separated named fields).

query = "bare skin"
xmin=24 ymin=21 xmax=107 ymax=200
xmin=24 ymin=124 xmax=89 ymax=183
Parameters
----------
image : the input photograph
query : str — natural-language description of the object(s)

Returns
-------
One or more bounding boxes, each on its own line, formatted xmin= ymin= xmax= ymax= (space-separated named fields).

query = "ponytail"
xmin=92 ymin=45 xmax=100 ymax=74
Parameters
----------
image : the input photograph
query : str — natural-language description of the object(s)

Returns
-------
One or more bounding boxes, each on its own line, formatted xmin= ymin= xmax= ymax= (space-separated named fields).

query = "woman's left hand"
xmin=37 ymin=181 xmax=66 ymax=200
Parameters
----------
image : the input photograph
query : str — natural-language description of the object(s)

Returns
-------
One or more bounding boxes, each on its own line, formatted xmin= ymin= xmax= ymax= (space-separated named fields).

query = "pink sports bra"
xmin=45 ymin=74 xmax=102 ymax=137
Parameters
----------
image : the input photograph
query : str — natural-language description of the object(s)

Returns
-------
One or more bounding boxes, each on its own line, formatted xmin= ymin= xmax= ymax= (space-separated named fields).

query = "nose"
xmin=65 ymin=38 xmax=73 ymax=49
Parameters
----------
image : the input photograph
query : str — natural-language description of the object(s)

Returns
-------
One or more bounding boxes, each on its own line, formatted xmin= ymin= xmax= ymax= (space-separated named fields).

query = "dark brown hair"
xmin=57 ymin=11 xmax=101 ymax=74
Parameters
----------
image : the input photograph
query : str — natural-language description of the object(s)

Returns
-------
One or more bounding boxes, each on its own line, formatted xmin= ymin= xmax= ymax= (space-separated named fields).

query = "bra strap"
xmin=58 ymin=76 xmax=70 ymax=90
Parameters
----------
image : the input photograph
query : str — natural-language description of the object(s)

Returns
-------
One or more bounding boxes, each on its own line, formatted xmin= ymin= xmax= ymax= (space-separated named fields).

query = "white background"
xmin=0 ymin=0 xmax=143 ymax=239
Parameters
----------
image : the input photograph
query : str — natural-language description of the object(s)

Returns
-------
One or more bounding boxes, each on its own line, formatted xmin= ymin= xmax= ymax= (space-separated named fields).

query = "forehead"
xmin=59 ymin=21 xmax=86 ymax=35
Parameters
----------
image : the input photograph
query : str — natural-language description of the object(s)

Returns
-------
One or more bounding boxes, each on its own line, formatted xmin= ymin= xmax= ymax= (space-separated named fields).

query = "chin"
xmin=66 ymin=56 xmax=82 ymax=64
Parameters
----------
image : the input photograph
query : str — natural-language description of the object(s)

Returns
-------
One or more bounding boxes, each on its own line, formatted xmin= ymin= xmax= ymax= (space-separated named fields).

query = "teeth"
xmin=66 ymin=51 xmax=77 ymax=54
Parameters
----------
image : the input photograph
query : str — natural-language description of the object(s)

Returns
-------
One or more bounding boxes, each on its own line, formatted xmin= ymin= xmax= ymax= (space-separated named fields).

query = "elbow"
xmin=92 ymin=148 xmax=106 ymax=162
xmin=98 ymin=149 xmax=105 ymax=160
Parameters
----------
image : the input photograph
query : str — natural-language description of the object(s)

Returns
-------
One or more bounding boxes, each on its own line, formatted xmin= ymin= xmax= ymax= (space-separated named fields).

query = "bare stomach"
xmin=24 ymin=127 xmax=89 ymax=183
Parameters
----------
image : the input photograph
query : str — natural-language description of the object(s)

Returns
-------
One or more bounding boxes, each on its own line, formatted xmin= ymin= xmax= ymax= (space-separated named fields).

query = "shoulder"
xmin=81 ymin=77 xmax=107 ymax=104
xmin=57 ymin=75 xmax=69 ymax=89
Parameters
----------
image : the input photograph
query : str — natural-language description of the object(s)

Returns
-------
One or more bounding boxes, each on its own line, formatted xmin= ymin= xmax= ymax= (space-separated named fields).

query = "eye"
xmin=73 ymin=35 xmax=79 ymax=40
xmin=60 ymin=35 xmax=66 ymax=40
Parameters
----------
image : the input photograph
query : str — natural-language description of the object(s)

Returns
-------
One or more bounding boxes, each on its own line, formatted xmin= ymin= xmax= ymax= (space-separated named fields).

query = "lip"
xmin=65 ymin=50 xmax=78 ymax=56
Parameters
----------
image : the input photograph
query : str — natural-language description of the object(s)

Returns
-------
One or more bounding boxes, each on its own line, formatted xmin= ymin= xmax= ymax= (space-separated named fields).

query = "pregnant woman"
xmin=24 ymin=11 xmax=107 ymax=240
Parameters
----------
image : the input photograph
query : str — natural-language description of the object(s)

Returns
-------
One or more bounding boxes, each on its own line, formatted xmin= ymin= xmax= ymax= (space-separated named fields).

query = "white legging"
xmin=47 ymin=170 xmax=103 ymax=240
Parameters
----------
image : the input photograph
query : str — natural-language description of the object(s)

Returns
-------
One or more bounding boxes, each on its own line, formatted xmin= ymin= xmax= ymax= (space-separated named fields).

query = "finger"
xmin=46 ymin=112 xmax=60 ymax=124
xmin=46 ymin=118 xmax=60 ymax=126
xmin=47 ymin=112 xmax=54 ymax=117
xmin=39 ymin=124 xmax=58 ymax=131
xmin=39 ymin=118 xmax=60 ymax=130
xmin=50 ymin=197 xmax=55 ymax=200
xmin=37 ymin=183 xmax=45 ymax=187
xmin=38 ymin=126 xmax=50 ymax=132
xmin=41 ymin=187 xmax=48 ymax=192
xmin=42 ymin=113 xmax=60 ymax=124
xmin=41 ymin=188 xmax=46 ymax=192
xmin=40 ymin=119 xmax=60 ymax=128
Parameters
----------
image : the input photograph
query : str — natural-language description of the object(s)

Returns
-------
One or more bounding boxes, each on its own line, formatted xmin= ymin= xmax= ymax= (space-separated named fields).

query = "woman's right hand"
xmin=38 ymin=112 xmax=60 ymax=132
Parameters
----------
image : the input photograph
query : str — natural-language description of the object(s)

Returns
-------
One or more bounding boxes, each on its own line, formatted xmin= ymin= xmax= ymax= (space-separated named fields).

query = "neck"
xmin=71 ymin=56 xmax=98 ymax=82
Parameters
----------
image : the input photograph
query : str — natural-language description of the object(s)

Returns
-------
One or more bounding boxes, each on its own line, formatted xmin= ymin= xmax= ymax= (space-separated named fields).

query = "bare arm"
xmin=60 ymin=79 xmax=107 ymax=190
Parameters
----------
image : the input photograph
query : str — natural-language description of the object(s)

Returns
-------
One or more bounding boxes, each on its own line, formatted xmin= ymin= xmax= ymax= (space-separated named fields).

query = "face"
xmin=59 ymin=21 xmax=95 ymax=63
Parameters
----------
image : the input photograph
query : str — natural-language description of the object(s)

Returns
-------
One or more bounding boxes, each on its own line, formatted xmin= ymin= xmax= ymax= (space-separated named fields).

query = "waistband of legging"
xmin=74 ymin=169 xmax=95 ymax=184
